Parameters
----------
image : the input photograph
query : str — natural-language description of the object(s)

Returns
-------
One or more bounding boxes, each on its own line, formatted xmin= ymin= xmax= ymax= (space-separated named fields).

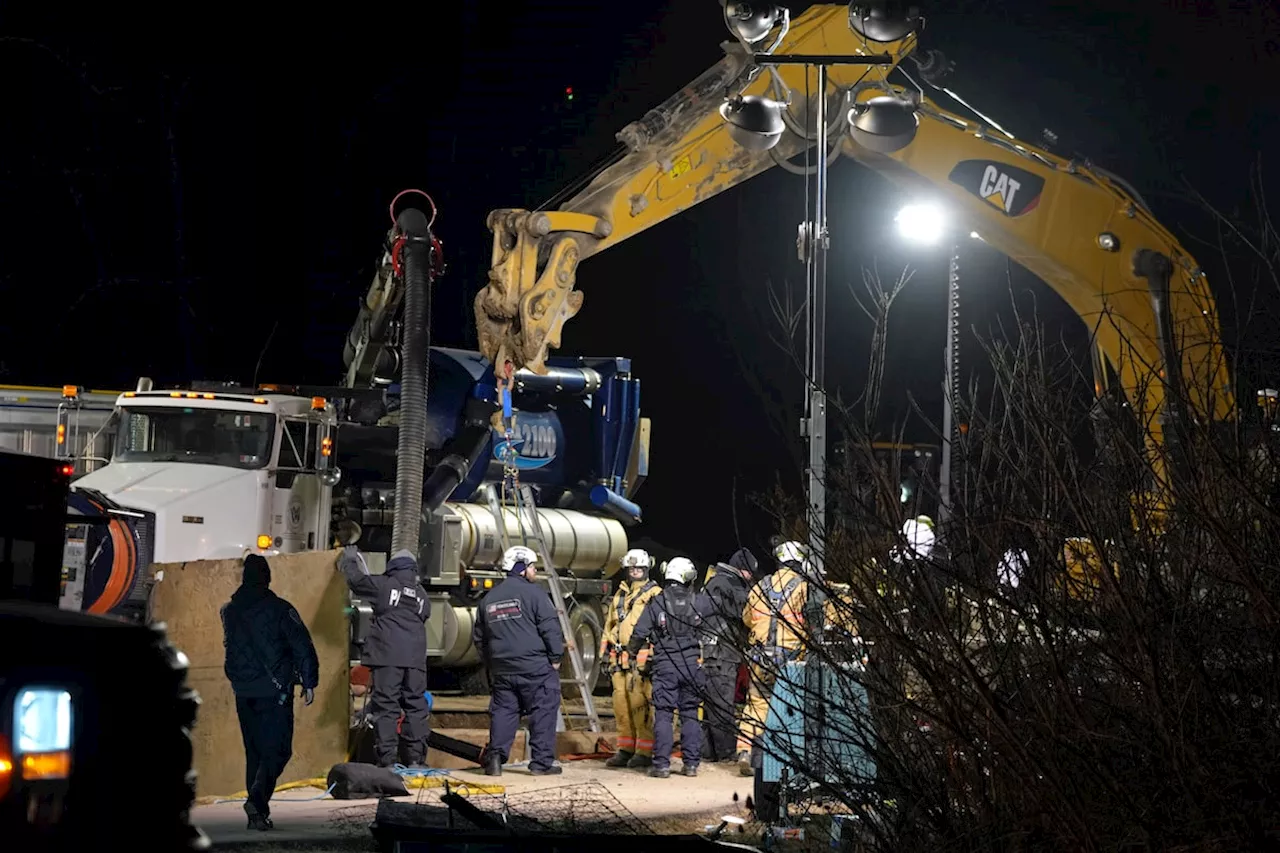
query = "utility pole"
xmin=807 ymin=62 xmax=830 ymax=579
xmin=749 ymin=57 xmax=844 ymax=580
xmin=938 ymin=242 xmax=961 ymax=528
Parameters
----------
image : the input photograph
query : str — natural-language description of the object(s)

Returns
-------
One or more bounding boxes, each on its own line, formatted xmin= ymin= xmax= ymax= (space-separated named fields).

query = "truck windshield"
xmin=113 ymin=407 xmax=276 ymax=470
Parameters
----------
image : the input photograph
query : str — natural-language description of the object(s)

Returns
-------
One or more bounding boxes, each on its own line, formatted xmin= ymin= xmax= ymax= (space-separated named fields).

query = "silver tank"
xmin=447 ymin=502 xmax=628 ymax=579
xmin=436 ymin=600 xmax=481 ymax=668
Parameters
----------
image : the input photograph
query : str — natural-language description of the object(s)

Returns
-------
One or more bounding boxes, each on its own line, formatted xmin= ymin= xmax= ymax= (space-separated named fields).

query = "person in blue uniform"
xmin=472 ymin=545 xmax=565 ymax=777
xmin=626 ymin=556 xmax=710 ymax=778
xmin=221 ymin=553 xmax=319 ymax=831
xmin=340 ymin=546 xmax=431 ymax=768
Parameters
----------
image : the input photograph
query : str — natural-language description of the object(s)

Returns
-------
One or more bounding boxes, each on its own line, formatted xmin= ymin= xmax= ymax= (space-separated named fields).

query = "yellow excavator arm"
xmin=475 ymin=3 xmax=1234 ymax=447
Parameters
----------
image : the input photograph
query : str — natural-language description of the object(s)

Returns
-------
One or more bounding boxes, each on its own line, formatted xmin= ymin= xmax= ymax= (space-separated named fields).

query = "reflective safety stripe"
xmin=635 ymin=738 xmax=655 ymax=750
xmin=617 ymin=736 xmax=636 ymax=750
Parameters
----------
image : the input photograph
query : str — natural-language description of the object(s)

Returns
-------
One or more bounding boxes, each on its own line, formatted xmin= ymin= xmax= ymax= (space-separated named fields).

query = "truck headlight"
xmin=15 ymin=687 xmax=73 ymax=780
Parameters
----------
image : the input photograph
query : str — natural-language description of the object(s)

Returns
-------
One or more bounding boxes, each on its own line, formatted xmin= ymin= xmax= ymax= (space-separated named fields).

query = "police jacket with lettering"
xmin=627 ymin=584 xmax=710 ymax=666
xmin=221 ymin=583 xmax=319 ymax=699
xmin=472 ymin=575 xmax=565 ymax=677
xmin=341 ymin=548 xmax=430 ymax=670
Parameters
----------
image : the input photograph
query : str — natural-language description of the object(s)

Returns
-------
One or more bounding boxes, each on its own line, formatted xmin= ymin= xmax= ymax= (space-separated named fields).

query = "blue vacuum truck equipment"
xmin=56 ymin=191 xmax=651 ymax=696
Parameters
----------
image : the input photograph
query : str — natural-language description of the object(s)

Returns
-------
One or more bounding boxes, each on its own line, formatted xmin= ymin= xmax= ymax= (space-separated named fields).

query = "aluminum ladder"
xmin=482 ymin=484 xmax=601 ymax=733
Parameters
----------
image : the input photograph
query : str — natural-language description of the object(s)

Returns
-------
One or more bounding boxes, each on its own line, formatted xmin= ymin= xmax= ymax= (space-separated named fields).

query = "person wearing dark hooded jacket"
xmin=221 ymin=553 xmax=319 ymax=831
xmin=340 ymin=545 xmax=431 ymax=768
xmin=699 ymin=547 xmax=757 ymax=762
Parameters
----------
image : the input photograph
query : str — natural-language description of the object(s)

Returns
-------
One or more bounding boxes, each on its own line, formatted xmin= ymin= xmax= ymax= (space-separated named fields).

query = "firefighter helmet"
xmin=621 ymin=548 xmax=653 ymax=570
xmin=501 ymin=545 xmax=538 ymax=574
xmin=663 ymin=557 xmax=697 ymax=585
xmin=773 ymin=540 xmax=807 ymax=567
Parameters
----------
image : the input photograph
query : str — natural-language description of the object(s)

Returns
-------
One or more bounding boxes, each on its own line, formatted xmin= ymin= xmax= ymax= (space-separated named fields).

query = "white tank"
xmin=447 ymin=502 xmax=628 ymax=578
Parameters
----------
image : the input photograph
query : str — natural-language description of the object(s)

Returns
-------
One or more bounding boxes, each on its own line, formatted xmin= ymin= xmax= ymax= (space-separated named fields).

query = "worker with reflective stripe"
xmin=600 ymin=548 xmax=662 ymax=768
xmin=626 ymin=557 xmax=709 ymax=778
xmin=737 ymin=539 xmax=811 ymax=776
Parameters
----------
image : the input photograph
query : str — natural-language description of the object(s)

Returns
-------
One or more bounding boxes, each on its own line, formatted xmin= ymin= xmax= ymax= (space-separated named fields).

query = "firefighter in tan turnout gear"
xmin=737 ymin=540 xmax=813 ymax=776
xmin=600 ymin=548 xmax=662 ymax=768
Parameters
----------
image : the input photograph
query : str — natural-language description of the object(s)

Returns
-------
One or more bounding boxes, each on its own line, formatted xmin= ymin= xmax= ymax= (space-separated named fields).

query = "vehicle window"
xmin=114 ymin=407 xmax=276 ymax=470
xmin=279 ymin=420 xmax=310 ymax=469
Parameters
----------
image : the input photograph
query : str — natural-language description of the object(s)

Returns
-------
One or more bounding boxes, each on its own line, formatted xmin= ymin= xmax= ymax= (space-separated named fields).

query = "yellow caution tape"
xmin=216 ymin=774 xmax=506 ymax=800
xmin=402 ymin=776 xmax=505 ymax=794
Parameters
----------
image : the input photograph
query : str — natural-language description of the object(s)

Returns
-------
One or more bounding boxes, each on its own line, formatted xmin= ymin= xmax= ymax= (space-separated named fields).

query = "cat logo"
xmin=947 ymin=160 xmax=1045 ymax=218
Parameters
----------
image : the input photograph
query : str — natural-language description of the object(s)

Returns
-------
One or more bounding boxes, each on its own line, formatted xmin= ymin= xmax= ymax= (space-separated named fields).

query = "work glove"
xmin=338 ymin=545 xmax=359 ymax=570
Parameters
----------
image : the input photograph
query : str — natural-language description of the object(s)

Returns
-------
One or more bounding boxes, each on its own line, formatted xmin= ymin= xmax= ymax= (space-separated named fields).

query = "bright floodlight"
xmin=895 ymin=202 xmax=948 ymax=245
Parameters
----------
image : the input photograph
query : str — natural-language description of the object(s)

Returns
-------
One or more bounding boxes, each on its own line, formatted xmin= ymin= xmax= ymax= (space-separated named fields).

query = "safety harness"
xmin=606 ymin=580 xmax=658 ymax=673
xmin=752 ymin=572 xmax=805 ymax=665
xmin=616 ymin=580 xmax=658 ymax=625
xmin=655 ymin=587 xmax=701 ymax=638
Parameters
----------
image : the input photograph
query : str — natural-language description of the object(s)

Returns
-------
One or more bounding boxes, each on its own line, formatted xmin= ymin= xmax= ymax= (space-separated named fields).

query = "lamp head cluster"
xmin=719 ymin=2 xmax=923 ymax=154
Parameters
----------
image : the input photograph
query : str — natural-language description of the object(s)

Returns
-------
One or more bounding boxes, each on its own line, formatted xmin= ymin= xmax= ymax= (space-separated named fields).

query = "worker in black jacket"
xmin=699 ymin=547 xmax=757 ymax=762
xmin=472 ymin=545 xmax=565 ymax=777
xmin=221 ymin=553 xmax=319 ymax=831
xmin=626 ymin=557 xmax=710 ymax=778
xmin=340 ymin=546 xmax=431 ymax=768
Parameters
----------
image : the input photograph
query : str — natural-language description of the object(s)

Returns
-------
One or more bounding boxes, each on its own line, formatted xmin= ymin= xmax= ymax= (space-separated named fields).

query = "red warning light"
xmin=564 ymin=86 xmax=574 ymax=101
xmin=59 ymin=464 xmax=74 ymax=477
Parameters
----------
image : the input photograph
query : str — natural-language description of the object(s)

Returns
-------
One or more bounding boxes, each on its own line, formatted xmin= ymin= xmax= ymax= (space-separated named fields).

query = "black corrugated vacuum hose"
xmin=391 ymin=206 xmax=434 ymax=556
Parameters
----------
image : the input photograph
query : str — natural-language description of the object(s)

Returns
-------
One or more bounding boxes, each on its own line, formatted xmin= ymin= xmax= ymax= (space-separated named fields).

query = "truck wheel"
xmin=564 ymin=602 xmax=604 ymax=700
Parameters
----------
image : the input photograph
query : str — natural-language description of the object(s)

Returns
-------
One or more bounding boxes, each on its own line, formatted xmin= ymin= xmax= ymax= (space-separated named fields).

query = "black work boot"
xmin=682 ymin=763 xmax=699 ymax=777
xmin=483 ymin=751 xmax=503 ymax=777
xmin=648 ymin=765 xmax=671 ymax=779
xmin=626 ymin=752 xmax=653 ymax=768
xmin=244 ymin=801 xmax=273 ymax=831
xmin=605 ymin=750 xmax=634 ymax=768
xmin=529 ymin=764 xmax=563 ymax=776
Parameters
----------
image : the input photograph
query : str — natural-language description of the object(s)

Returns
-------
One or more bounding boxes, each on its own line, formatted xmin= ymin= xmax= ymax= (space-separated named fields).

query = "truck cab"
xmin=72 ymin=384 xmax=339 ymax=566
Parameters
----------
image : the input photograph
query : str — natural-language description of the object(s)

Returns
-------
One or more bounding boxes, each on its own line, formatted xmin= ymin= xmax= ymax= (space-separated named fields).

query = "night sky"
xmin=4 ymin=3 xmax=1278 ymax=563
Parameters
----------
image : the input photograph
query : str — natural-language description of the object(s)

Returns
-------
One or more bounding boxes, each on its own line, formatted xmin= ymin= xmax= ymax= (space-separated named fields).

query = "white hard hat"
xmin=773 ymin=540 xmax=807 ymax=566
xmin=501 ymin=545 xmax=539 ymax=574
xmin=901 ymin=518 xmax=935 ymax=557
xmin=663 ymin=557 xmax=697 ymax=585
xmin=621 ymin=548 xmax=653 ymax=570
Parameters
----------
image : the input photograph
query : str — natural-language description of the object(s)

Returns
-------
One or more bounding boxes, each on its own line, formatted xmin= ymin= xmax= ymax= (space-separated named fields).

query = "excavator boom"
xmin=475 ymin=3 xmax=1234 ymax=453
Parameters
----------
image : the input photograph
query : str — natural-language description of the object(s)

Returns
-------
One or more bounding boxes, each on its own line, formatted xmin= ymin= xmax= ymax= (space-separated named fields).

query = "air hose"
xmin=390 ymin=203 xmax=435 ymax=555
